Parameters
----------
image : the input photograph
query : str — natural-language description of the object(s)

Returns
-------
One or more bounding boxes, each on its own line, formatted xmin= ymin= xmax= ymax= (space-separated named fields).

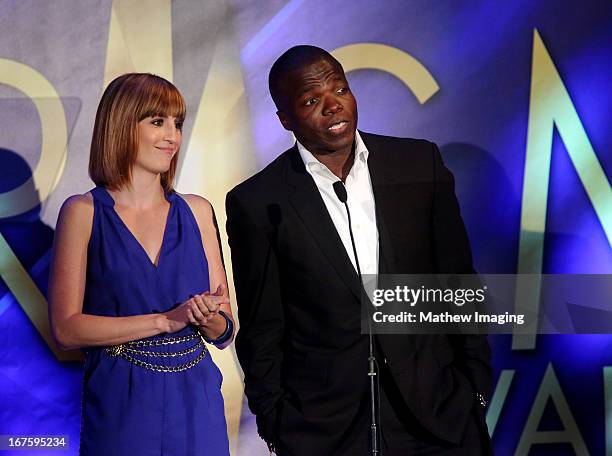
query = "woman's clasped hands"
xmin=163 ymin=284 xmax=229 ymax=333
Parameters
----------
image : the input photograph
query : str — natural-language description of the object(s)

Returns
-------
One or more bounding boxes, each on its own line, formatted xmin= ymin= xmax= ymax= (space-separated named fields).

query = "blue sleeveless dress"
xmin=80 ymin=186 xmax=229 ymax=455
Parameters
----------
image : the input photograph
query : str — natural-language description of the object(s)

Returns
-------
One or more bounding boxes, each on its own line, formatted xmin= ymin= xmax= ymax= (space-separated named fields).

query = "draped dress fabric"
xmin=80 ymin=186 xmax=229 ymax=455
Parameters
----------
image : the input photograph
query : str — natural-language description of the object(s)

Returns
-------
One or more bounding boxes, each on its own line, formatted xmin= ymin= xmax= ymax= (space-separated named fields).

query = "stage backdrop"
xmin=1 ymin=1 xmax=610 ymax=455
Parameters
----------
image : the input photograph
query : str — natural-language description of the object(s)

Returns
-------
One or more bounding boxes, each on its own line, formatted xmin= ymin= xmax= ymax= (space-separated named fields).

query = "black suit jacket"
xmin=226 ymin=132 xmax=492 ymax=454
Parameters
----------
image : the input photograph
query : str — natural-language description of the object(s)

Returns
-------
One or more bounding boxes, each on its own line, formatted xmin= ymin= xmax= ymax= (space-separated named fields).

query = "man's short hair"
xmin=268 ymin=45 xmax=343 ymax=109
xmin=89 ymin=73 xmax=186 ymax=192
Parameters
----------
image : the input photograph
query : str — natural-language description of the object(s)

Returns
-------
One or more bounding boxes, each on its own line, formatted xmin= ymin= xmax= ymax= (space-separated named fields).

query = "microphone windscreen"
xmin=332 ymin=181 xmax=347 ymax=203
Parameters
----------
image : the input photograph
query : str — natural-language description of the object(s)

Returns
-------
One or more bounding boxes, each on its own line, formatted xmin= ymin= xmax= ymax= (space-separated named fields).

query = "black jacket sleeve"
xmin=226 ymin=189 xmax=284 ymax=444
xmin=430 ymin=142 xmax=493 ymax=400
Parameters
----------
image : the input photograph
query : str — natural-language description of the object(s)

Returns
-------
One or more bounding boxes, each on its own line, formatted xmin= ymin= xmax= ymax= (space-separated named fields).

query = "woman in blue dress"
xmin=49 ymin=73 xmax=233 ymax=455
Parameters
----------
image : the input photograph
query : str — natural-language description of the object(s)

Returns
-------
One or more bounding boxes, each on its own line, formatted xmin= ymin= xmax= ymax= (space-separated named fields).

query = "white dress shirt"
xmin=297 ymin=131 xmax=379 ymax=276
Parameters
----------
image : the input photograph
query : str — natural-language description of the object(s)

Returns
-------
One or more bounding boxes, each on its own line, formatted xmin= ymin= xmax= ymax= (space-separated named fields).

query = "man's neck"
xmin=310 ymin=143 xmax=355 ymax=182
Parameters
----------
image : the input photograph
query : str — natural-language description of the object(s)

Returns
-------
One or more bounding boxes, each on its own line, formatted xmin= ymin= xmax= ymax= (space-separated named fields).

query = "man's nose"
xmin=323 ymin=96 xmax=343 ymax=115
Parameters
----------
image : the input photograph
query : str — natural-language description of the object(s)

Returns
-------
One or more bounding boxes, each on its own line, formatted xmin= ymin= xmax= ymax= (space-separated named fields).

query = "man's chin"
xmin=297 ymin=130 xmax=355 ymax=155
xmin=324 ymin=122 xmax=355 ymax=140
xmin=326 ymin=132 xmax=356 ymax=151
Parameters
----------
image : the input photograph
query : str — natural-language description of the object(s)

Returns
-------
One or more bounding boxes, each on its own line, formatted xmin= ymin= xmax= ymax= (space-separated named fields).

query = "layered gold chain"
xmin=105 ymin=331 xmax=208 ymax=373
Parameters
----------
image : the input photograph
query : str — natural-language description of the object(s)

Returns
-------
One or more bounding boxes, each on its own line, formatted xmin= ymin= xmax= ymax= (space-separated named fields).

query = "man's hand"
xmin=256 ymin=407 xmax=279 ymax=453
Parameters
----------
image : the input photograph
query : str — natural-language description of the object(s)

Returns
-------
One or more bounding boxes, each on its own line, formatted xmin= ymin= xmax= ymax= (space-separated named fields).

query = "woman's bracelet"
xmin=202 ymin=310 xmax=233 ymax=346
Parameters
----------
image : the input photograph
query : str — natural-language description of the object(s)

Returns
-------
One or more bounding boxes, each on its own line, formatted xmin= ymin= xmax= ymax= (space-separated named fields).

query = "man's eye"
xmin=337 ymin=87 xmax=347 ymax=94
xmin=304 ymin=98 xmax=317 ymax=106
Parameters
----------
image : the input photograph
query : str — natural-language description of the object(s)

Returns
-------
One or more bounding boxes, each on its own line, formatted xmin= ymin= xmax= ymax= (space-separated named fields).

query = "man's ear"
xmin=277 ymin=110 xmax=292 ymax=132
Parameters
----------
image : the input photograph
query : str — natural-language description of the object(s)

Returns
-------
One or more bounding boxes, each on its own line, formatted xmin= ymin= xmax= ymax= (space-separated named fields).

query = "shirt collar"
xmin=297 ymin=130 xmax=370 ymax=176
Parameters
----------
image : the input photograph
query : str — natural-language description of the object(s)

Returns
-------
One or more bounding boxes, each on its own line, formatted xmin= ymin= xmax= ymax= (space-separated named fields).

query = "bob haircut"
xmin=89 ymin=73 xmax=186 ymax=192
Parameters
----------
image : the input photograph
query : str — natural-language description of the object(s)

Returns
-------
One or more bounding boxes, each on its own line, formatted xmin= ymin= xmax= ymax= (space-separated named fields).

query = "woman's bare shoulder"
xmin=179 ymin=193 xmax=214 ymax=227
xmin=60 ymin=192 xmax=93 ymax=214
xmin=56 ymin=192 xmax=94 ymax=233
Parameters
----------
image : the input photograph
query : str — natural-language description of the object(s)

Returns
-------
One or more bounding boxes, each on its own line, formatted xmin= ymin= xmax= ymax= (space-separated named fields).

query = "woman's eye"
xmin=152 ymin=118 xmax=163 ymax=126
xmin=337 ymin=87 xmax=347 ymax=94
xmin=305 ymin=98 xmax=317 ymax=106
xmin=175 ymin=122 xmax=183 ymax=131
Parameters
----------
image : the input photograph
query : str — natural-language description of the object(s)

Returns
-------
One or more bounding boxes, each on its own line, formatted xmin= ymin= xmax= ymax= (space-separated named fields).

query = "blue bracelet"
xmin=203 ymin=310 xmax=233 ymax=345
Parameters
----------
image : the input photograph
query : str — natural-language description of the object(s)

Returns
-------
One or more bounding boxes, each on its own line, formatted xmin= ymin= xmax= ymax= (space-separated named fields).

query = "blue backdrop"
xmin=1 ymin=1 xmax=610 ymax=454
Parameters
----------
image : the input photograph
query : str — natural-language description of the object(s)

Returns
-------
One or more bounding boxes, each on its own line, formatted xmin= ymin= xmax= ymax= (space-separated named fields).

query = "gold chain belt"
xmin=104 ymin=331 xmax=208 ymax=373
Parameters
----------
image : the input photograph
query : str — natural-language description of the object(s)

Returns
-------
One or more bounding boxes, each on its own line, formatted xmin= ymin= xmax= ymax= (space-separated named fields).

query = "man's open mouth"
xmin=328 ymin=120 xmax=349 ymax=131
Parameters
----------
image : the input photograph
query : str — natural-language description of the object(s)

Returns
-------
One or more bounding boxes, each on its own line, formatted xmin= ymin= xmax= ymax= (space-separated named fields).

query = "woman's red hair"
xmin=89 ymin=73 xmax=186 ymax=192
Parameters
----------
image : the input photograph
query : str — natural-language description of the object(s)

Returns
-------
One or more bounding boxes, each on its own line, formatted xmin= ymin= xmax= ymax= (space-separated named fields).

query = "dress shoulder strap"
xmin=89 ymin=186 xmax=115 ymax=207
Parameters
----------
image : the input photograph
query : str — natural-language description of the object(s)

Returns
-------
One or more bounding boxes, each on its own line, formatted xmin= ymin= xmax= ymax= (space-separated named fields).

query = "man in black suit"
xmin=226 ymin=45 xmax=492 ymax=455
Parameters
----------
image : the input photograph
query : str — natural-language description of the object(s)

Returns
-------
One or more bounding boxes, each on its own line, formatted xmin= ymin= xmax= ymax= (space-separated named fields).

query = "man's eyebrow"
xmin=296 ymin=81 xmax=321 ymax=96
xmin=295 ymin=75 xmax=346 ymax=96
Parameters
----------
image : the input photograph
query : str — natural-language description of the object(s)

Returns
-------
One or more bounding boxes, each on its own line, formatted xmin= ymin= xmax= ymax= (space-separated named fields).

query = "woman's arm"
xmin=48 ymin=194 xmax=190 ymax=350
xmin=183 ymin=194 xmax=235 ymax=349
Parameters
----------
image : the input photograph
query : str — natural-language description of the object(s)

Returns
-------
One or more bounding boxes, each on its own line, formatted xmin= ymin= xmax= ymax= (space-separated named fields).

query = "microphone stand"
xmin=333 ymin=181 xmax=380 ymax=456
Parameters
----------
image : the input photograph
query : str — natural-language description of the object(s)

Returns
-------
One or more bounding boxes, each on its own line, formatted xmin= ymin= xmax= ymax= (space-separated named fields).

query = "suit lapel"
xmin=285 ymin=146 xmax=362 ymax=300
xmin=361 ymin=132 xmax=397 ymax=275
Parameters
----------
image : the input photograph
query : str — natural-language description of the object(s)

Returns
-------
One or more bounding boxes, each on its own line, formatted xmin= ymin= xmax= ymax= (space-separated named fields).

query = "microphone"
xmin=333 ymin=180 xmax=348 ymax=204
xmin=333 ymin=181 xmax=360 ymax=277
xmin=332 ymin=180 xmax=380 ymax=456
